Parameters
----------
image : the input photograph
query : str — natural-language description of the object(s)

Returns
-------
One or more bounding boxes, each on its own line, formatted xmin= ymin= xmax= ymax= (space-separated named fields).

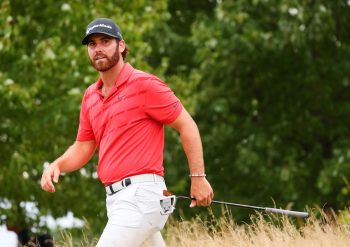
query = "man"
xmin=41 ymin=18 xmax=213 ymax=246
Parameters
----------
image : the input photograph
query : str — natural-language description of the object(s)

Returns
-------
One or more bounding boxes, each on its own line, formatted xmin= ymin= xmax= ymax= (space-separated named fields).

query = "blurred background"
xmin=1 ymin=0 xmax=350 ymax=243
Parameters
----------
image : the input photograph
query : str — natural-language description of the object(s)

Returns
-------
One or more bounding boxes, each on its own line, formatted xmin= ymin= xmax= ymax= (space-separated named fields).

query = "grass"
xmin=55 ymin=209 xmax=350 ymax=247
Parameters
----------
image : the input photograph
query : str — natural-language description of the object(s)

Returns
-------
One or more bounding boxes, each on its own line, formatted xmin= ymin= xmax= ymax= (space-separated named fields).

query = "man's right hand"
xmin=39 ymin=141 xmax=96 ymax=193
xmin=41 ymin=163 xmax=61 ymax=193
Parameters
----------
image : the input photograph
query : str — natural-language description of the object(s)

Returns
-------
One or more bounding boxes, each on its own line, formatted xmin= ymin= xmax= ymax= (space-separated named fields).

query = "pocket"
xmin=105 ymin=184 xmax=143 ymax=227
xmin=135 ymin=183 xmax=170 ymax=231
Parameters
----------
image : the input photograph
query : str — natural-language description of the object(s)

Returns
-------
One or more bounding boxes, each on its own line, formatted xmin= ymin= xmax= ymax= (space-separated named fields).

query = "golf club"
xmin=176 ymin=196 xmax=309 ymax=218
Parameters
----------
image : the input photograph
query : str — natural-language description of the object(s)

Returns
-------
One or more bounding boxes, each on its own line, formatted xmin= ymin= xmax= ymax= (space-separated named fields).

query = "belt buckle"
xmin=108 ymin=177 xmax=133 ymax=195
xmin=122 ymin=178 xmax=131 ymax=187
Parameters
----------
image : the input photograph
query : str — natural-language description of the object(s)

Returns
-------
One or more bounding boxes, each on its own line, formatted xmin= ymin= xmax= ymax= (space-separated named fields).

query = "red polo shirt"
xmin=76 ymin=63 xmax=183 ymax=184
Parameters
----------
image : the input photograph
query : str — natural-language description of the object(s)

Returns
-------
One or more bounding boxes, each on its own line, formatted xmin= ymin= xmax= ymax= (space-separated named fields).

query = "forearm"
xmin=177 ymin=116 xmax=213 ymax=207
xmin=52 ymin=141 xmax=96 ymax=173
xmin=179 ymin=120 xmax=206 ymax=174
xmin=169 ymin=108 xmax=213 ymax=206
xmin=170 ymin=109 xmax=206 ymax=174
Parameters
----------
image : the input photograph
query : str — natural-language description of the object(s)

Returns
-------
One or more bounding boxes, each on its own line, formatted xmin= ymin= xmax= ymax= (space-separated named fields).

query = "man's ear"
xmin=118 ymin=39 xmax=126 ymax=53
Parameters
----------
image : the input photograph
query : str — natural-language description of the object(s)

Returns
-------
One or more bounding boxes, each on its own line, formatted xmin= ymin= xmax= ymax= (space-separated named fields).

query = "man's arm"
xmin=40 ymin=140 xmax=96 ymax=193
xmin=169 ymin=109 xmax=214 ymax=207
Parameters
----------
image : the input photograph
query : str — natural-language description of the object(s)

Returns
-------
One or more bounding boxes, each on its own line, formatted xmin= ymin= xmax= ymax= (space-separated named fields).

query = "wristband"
xmin=189 ymin=173 xmax=206 ymax=177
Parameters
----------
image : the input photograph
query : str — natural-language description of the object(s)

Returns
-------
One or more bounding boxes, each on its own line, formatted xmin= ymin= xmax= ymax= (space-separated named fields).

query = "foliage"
xmin=187 ymin=0 xmax=350 ymax=219
xmin=55 ymin=210 xmax=350 ymax=246
xmin=163 ymin=210 xmax=350 ymax=247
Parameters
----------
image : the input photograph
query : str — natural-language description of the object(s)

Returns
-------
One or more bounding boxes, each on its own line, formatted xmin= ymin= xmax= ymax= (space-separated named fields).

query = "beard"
xmin=90 ymin=47 xmax=120 ymax=72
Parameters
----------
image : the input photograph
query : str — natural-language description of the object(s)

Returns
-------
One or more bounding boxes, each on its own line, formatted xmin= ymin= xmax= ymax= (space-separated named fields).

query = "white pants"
xmin=97 ymin=181 xmax=170 ymax=247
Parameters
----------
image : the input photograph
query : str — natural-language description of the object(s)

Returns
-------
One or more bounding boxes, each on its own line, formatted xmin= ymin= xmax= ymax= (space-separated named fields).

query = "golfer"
xmin=41 ymin=18 xmax=213 ymax=247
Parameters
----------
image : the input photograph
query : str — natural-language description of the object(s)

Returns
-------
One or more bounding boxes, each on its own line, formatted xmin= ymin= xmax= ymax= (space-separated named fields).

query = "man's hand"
xmin=41 ymin=163 xmax=61 ymax=193
xmin=39 ymin=141 xmax=96 ymax=193
xmin=190 ymin=177 xmax=214 ymax=207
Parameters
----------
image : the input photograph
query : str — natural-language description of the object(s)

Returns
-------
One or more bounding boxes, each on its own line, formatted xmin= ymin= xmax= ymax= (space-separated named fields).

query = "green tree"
xmin=189 ymin=0 xmax=350 ymax=219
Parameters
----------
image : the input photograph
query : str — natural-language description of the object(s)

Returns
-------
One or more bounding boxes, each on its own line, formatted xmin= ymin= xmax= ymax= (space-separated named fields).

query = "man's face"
xmin=87 ymin=34 xmax=120 ymax=72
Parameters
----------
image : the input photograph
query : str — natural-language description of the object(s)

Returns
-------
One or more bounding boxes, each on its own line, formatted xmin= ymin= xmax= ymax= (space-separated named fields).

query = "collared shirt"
xmin=76 ymin=63 xmax=183 ymax=184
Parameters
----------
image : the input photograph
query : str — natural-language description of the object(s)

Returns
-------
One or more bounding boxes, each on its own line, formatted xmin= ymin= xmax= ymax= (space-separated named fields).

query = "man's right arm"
xmin=40 ymin=140 xmax=96 ymax=193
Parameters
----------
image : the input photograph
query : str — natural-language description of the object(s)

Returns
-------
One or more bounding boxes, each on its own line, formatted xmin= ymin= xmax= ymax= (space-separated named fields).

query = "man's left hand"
xmin=190 ymin=177 xmax=214 ymax=207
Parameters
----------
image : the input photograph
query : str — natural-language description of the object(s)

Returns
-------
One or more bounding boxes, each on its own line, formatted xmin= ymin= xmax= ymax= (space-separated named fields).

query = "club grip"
xmin=265 ymin=207 xmax=309 ymax=218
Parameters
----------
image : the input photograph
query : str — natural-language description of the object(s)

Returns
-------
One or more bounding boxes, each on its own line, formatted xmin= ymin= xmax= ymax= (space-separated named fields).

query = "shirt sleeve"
xmin=144 ymin=78 xmax=183 ymax=124
xmin=76 ymin=91 xmax=95 ymax=141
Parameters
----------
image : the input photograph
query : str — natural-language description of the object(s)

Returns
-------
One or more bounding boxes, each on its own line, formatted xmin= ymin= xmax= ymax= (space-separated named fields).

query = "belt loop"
xmin=153 ymin=173 xmax=156 ymax=182
xmin=109 ymin=185 xmax=115 ymax=194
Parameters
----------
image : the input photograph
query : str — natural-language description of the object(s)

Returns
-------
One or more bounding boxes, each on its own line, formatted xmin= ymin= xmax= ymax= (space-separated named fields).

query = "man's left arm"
xmin=169 ymin=108 xmax=214 ymax=207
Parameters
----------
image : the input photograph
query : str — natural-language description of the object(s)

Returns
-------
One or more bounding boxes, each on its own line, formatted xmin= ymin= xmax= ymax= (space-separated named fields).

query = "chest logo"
xmin=118 ymin=94 xmax=126 ymax=100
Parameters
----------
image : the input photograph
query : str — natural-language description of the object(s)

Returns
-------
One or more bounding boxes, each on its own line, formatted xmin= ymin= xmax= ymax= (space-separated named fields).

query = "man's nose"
xmin=94 ymin=42 xmax=103 ymax=52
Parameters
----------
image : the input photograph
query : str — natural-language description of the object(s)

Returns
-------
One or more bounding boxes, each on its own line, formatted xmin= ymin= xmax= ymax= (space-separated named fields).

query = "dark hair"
xmin=121 ymin=42 xmax=128 ymax=61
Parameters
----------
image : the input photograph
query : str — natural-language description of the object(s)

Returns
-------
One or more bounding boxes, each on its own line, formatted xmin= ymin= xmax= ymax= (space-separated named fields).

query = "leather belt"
xmin=105 ymin=174 xmax=164 ymax=195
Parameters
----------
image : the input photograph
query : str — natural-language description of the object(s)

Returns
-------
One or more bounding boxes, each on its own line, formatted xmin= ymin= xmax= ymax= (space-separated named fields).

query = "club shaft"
xmin=177 ymin=196 xmax=309 ymax=218
xmin=265 ymin=207 xmax=309 ymax=218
